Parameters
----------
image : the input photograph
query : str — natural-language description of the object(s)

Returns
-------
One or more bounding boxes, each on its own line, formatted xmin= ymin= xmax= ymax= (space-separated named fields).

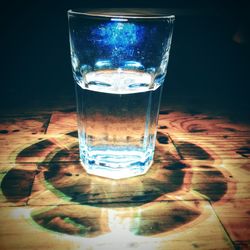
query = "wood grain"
xmin=0 ymin=109 xmax=249 ymax=249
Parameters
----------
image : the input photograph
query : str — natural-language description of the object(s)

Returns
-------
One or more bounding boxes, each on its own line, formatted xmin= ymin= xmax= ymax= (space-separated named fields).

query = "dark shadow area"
xmin=0 ymin=133 xmax=230 ymax=236
xmin=176 ymin=142 xmax=214 ymax=160
xmin=45 ymin=144 xmax=188 ymax=207
xmin=17 ymin=140 xmax=54 ymax=158
xmin=31 ymin=200 xmax=201 ymax=237
xmin=31 ymin=205 xmax=105 ymax=237
xmin=1 ymin=169 xmax=37 ymax=202
xmin=1 ymin=130 xmax=229 ymax=206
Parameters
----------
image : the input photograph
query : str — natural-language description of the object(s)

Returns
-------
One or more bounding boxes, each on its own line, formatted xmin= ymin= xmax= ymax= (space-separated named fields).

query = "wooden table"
xmin=0 ymin=105 xmax=249 ymax=250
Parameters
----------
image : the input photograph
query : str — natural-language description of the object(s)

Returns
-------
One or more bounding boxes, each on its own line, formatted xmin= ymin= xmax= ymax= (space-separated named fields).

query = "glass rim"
xmin=68 ymin=8 xmax=175 ymax=20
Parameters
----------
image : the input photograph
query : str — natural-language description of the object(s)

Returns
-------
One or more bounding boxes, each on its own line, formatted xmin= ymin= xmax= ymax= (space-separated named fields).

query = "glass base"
xmin=80 ymin=150 xmax=154 ymax=179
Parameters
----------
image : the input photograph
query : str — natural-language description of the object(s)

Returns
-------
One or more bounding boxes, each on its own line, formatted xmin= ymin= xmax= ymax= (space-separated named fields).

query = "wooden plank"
xmin=0 ymin=206 xmax=82 ymax=250
xmin=27 ymin=156 xmax=239 ymax=206
xmin=0 ymin=137 xmax=52 ymax=163
xmin=46 ymin=111 xmax=77 ymax=135
xmin=28 ymin=154 xmax=184 ymax=206
xmin=0 ymin=115 xmax=50 ymax=136
xmin=47 ymin=110 xmax=250 ymax=137
xmin=169 ymin=132 xmax=250 ymax=160
xmin=0 ymin=108 xmax=249 ymax=248
xmin=212 ymin=199 xmax=250 ymax=244
xmin=0 ymin=132 xmax=177 ymax=166
xmin=0 ymin=201 xmax=234 ymax=250
xmin=158 ymin=111 xmax=250 ymax=133
xmin=0 ymin=135 xmax=77 ymax=164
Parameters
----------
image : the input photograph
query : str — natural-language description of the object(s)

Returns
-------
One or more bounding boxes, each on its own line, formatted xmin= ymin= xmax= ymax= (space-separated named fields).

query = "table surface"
xmin=0 ymin=103 xmax=249 ymax=250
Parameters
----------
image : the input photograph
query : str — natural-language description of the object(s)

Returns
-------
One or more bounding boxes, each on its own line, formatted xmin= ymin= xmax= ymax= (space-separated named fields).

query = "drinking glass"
xmin=68 ymin=9 xmax=174 ymax=179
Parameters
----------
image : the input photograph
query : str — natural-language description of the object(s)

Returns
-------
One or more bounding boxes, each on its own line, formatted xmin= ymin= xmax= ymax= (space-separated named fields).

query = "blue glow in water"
xmin=91 ymin=21 xmax=144 ymax=47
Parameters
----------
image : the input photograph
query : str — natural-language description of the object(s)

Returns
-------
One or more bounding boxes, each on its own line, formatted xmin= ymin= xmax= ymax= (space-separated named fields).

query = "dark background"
xmin=1 ymin=0 xmax=249 ymax=119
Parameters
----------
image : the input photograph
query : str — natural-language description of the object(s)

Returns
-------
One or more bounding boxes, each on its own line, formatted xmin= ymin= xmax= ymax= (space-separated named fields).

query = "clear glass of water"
xmin=68 ymin=9 xmax=174 ymax=179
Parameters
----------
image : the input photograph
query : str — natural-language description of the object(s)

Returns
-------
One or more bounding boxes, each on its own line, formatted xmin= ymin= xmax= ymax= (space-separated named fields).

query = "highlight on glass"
xmin=68 ymin=9 xmax=175 ymax=179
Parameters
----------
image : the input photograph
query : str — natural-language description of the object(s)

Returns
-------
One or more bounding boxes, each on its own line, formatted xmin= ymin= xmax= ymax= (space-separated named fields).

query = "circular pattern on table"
xmin=1 ymin=130 xmax=233 ymax=238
